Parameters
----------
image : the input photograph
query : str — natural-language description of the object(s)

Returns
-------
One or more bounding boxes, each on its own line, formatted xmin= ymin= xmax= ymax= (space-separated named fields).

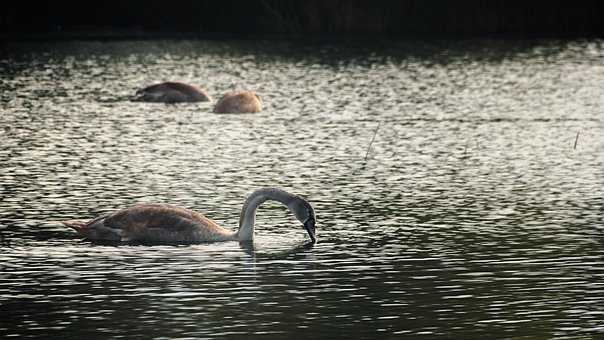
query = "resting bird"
xmin=213 ymin=90 xmax=262 ymax=113
xmin=133 ymin=81 xmax=212 ymax=103
xmin=62 ymin=188 xmax=316 ymax=244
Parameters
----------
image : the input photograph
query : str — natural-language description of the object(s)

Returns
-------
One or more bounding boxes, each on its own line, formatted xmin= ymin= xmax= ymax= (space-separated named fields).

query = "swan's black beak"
xmin=303 ymin=219 xmax=316 ymax=243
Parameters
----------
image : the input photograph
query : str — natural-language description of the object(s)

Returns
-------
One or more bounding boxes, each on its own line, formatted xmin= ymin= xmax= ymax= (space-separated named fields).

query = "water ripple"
xmin=0 ymin=39 xmax=603 ymax=339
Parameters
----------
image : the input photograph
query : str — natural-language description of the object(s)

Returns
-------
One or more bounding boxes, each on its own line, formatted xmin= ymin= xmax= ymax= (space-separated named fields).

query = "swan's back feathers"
xmin=213 ymin=90 xmax=262 ymax=113
xmin=153 ymin=82 xmax=201 ymax=94
xmin=135 ymin=82 xmax=212 ymax=103
xmin=63 ymin=204 xmax=234 ymax=243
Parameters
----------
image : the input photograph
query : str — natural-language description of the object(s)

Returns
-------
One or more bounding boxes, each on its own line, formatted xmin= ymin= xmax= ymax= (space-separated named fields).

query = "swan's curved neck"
xmin=236 ymin=188 xmax=295 ymax=241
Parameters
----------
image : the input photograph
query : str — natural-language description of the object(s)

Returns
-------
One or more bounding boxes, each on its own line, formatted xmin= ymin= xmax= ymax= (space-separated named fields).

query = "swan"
xmin=133 ymin=81 xmax=212 ymax=103
xmin=62 ymin=188 xmax=316 ymax=244
xmin=213 ymin=90 xmax=262 ymax=113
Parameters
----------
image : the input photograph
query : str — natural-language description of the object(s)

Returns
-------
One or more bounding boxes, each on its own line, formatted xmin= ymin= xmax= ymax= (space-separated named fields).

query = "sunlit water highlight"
xmin=0 ymin=39 xmax=603 ymax=339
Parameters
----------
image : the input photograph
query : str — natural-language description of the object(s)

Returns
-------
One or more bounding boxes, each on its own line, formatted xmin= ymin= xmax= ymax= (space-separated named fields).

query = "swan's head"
xmin=289 ymin=197 xmax=317 ymax=243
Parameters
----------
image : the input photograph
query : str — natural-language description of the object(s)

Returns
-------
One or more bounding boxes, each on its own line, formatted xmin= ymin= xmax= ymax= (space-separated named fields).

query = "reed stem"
xmin=364 ymin=122 xmax=381 ymax=161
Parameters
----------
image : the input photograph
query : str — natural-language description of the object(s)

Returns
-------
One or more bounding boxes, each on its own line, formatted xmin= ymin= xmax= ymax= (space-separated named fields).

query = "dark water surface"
xmin=1 ymin=39 xmax=603 ymax=339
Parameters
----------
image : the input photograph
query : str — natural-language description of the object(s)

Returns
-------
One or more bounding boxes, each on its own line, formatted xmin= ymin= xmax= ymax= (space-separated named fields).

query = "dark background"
xmin=2 ymin=0 xmax=604 ymax=39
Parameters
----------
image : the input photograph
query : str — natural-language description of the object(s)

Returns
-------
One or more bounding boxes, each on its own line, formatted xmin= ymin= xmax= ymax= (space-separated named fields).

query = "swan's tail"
xmin=62 ymin=220 xmax=88 ymax=233
xmin=131 ymin=91 xmax=145 ymax=102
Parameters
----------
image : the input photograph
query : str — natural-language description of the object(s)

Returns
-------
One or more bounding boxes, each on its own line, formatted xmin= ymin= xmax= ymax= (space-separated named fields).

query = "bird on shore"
xmin=133 ymin=81 xmax=212 ymax=103
xmin=213 ymin=90 xmax=262 ymax=113
xmin=62 ymin=188 xmax=316 ymax=244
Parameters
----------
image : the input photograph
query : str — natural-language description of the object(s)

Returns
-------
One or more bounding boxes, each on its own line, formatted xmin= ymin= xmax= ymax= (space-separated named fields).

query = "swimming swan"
xmin=213 ymin=90 xmax=262 ymax=113
xmin=134 ymin=81 xmax=212 ymax=103
xmin=62 ymin=188 xmax=316 ymax=244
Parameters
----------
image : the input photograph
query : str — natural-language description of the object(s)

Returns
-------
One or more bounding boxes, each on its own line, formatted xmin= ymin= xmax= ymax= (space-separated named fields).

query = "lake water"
xmin=0 ymin=39 xmax=603 ymax=339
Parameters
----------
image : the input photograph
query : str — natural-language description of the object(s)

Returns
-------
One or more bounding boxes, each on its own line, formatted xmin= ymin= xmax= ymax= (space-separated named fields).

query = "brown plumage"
xmin=64 ymin=203 xmax=235 ymax=244
xmin=213 ymin=90 xmax=262 ymax=113
xmin=134 ymin=82 xmax=212 ymax=103
xmin=62 ymin=188 xmax=317 ymax=245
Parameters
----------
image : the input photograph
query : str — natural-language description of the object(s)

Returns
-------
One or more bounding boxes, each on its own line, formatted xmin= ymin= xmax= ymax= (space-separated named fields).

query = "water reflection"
xmin=1 ymin=39 xmax=603 ymax=339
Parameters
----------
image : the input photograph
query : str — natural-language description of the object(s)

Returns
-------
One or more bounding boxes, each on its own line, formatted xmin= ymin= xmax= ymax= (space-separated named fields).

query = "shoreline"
xmin=2 ymin=30 xmax=604 ymax=42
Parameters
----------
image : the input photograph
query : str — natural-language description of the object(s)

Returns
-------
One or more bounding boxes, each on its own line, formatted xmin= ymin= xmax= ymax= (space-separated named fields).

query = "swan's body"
xmin=213 ymin=90 xmax=262 ymax=113
xmin=134 ymin=82 xmax=212 ymax=103
xmin=62 ymin=188 xmax=316 ymax=244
